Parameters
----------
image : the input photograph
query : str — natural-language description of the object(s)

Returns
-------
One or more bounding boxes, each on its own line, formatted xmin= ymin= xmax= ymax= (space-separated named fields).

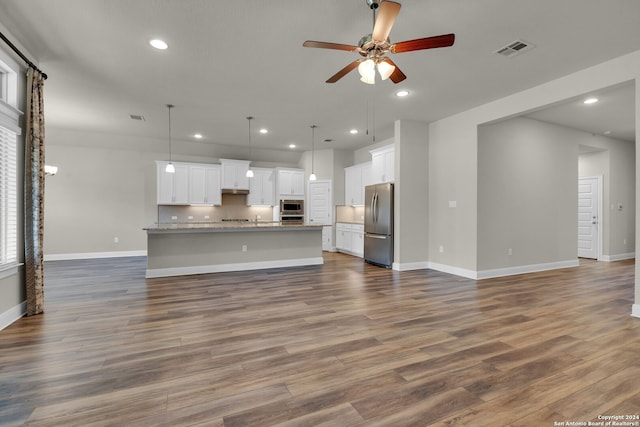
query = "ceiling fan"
xmin=303 ymin=0 xmax=455 ymax=84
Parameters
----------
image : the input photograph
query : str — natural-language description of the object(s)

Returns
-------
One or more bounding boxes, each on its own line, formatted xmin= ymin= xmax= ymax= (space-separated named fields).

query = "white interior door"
xmin=308 ymin=180 xmax=332 ymax=225
xmin=578 ymin=176 xmax=600 ymax=259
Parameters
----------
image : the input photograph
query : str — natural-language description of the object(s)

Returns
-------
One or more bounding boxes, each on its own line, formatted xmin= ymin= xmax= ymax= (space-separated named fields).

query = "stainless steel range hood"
xmin=221 ymin=188 xmax=249 ymax=195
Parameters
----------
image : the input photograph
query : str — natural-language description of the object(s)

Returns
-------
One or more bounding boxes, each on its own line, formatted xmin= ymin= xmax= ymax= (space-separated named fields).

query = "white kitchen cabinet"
xmin=336 ymin=223 xmax=352 ymax=253
xmin=189 ymin=164 xmax=221 ymax=205
xmin=248 ymin=167 xmax=275 ymax=206
xmin=220 ymin=159 xmax=250 ymax=191
xmin=336 ymin=222 xmax=364 ymax=257
xmin=157 ymin=161 xmax=189 ymax=204
xmin=370 ymin=145 xmax=394 ymax=184
xmin=322 ymin=225 xmax=334 ymax=251
xmin=351 ymin=224 xmax=364 ymax=257
xmin=276 ymin=168 xmax=305 ymax=198
xmin=344 ymin=162 xmax=371 ymax=205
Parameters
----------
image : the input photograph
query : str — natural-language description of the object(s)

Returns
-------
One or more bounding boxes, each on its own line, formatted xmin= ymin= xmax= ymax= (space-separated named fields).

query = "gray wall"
xmin=394 ymin=120 xmax=429 ymax=267
xmin=477 ymin=117 xmax=579 ymax=271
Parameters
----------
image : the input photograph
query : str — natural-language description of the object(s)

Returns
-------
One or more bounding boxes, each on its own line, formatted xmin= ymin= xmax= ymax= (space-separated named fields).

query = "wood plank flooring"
xmin=1 ymin=253 xmax=639 ymax=426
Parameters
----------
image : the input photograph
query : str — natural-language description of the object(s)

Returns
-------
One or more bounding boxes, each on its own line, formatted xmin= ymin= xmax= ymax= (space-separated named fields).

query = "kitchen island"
xmin=144 ymin=222 xmax=324 ymax=278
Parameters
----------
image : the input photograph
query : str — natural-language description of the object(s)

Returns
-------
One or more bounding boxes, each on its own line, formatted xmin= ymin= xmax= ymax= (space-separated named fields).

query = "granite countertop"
xmin=144 ymin=221 xmax=324 ymax=233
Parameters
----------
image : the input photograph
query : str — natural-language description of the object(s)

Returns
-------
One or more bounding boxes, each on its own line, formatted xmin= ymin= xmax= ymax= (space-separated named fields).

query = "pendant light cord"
xmin=247 ymin=116 xmax=253 ymax=160
xmin=167 ymin=104 xmax=174 ymax=162
xmin=310 ymin=125 xmax=317 ymax=174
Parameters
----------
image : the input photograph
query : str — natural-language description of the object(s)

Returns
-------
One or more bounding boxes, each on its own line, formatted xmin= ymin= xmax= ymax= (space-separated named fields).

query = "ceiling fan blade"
xmin=303 ymin=40 xmax=358 ymax=52
xmin=391 ymin=33 xmax=455 ymax=53
xmin=372 ymin=1 xmax=401 ymax=42
xmin=326 ymin=60 xmax=362 ymax=83
xmin=381 ymin=58 xmax=406 ymax=83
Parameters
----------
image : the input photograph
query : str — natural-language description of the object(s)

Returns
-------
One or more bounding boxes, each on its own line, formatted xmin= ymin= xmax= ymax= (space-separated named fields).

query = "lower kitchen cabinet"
xmin=335 ymin=223 xmax=364 ymax=257
xmin=322 ymin=226 xmax=333 ymax=251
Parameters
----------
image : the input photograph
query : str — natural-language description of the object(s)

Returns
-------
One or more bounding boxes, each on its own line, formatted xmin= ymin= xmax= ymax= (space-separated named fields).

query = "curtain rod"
xmin=0 ymin=31 xmax=48 ymax=80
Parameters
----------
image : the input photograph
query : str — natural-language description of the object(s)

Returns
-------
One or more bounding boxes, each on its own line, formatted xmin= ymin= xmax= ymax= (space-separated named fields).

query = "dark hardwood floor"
xmin=1 ymin=253 xmax=639 ymax=426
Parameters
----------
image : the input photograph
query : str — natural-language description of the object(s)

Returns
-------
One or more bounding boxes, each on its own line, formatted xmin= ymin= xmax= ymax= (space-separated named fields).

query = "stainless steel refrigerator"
xmin=364 ymin=183 xmax=394 ymax=268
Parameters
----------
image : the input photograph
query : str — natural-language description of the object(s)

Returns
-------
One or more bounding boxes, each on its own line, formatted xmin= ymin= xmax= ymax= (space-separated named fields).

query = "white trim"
xmin=476 ymin=259 xmax=579 ymax=280
xmin=393 ymin=261 xmax=429 ymax=271
xmin=44 ymin=250 xmax=147 ymax=261
xmin=632 ymin=304 xmax=640 ymax=319
xmin=426 ymin=261 xmax=479 ymax=279
xmin=600 ymin=252 xmax=635 ymax=262
xmin=146 ymin=256 xmax=324 ymax=278
xmin=0 ymin=300 xmax=26 ymax=330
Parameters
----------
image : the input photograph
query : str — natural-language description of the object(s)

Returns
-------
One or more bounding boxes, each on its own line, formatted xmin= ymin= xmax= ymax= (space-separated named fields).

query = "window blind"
xmin=0 ymin=124 xmax=17 ymax=266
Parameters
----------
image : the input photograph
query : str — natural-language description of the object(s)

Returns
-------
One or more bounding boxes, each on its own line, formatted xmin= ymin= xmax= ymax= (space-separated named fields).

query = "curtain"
xmin=24 ymin=68 xmax=45 ymax=316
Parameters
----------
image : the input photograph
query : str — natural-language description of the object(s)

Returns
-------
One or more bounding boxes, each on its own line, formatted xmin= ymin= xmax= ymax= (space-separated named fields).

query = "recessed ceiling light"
xmin=583 ymin=97 xmax=599 ymax=104
xmin=193 ymin=133 xmax=203 ymax=139
xmin=149 ymin=39 xmax=168 ymax=50
xmin=259 ymin=128 xmax=268 ymax=134
xmin=603 ymin=130 xmax=612 ymax=135
xmin=289 ymin=144 xmax=296 ymax=149
xmin=396 ymin=90 xmax=409 ymax=97
xmin=350 ymin=129 xmax=358 ymax=134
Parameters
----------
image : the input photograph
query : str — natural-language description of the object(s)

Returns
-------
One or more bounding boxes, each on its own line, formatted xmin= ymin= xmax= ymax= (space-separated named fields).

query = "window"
xmin=0 ymin=124 xmax=17 ymax=269
xmin=0 ymin=53 xmax=20 ymax=275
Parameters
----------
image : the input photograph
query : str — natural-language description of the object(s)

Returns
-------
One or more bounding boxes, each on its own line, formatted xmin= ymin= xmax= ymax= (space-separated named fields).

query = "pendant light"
xmin=165 ymin=104 xmax=175 ymax=173
xmin=309 ymin=125 xmax=317 ymax=181
xmin=246 ymin=116 xmax=254 ymax=178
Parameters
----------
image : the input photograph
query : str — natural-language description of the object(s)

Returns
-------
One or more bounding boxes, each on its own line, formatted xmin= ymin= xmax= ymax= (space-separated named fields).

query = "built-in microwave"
xmin=280 ymin=199 xmax=304 ymax=216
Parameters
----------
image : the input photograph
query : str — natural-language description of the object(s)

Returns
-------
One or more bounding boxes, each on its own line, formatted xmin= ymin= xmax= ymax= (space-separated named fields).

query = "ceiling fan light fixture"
xmin=377 ymin=60 xmax=395 ymax=80
xmin=358 ymin=59 xmax=376 ymax=84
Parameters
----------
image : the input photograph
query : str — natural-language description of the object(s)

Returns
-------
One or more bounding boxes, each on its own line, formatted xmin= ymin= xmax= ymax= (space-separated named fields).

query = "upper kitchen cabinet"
xmin=276 ymin=168 xmax=305 ymax=198
xmin=248 ymin=167 xmax=275 ymax=206
xmin=220 ymin=159 xmax=250 ymax=192
xmin=189 ymin=164 xmax=221 ymax=206
xmin=344 ymin=162 xmax=371 ymax=205
xmin=157 ymin=161 xmax=189 ymax=205
xmin=369 ymin=145 xmax=394 ymax=184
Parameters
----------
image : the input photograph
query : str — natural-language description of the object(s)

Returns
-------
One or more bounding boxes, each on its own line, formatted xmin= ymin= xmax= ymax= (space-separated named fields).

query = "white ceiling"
xmin=0 ymin=0 xmax=638 ymax=154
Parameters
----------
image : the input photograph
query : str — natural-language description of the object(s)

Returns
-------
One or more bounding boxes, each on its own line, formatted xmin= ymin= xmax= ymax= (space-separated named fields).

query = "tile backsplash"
xmin=335 ymin=205 xmax=365 ymax=224
xmin=158 ymin=194 xmax=274 ymax=223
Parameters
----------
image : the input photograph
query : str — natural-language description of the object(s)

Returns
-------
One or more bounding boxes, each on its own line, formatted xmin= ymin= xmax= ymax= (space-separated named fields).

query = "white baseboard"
xmin=632 ymin=304 xmax=640 ymax=319
xmin=0 ymin=301 xmax=26 ymax=331
xmin=426 ymin=261 xmax=478 ymax=279
xmin=425 ymin=259 xmax=580 ymax=280
xmin=601 ymin=252 xmax=635 ymax=262
xmin=393 ymin=261 xmax=429 ymax=271
xmin=44 ymin=250 xmax=147 ymax=261
xmin=146 ymin=256 xmax=324 ymax=278
xmin=476 ymin=259 xmax=579 ymax=280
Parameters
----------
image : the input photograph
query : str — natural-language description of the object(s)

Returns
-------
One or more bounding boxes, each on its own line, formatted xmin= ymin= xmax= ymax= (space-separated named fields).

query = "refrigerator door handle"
xmin=366 ymin=233 xmax=387 ymax=239
xmin=373 ymin=193 xmax=379 ymax=224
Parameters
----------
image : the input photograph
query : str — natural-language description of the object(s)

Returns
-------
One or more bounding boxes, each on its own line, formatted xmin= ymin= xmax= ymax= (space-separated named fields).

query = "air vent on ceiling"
xmin=129 ymin=114 xmax=145 ymax=121
xmin=495 ymin=39 xmax=535 ymax=58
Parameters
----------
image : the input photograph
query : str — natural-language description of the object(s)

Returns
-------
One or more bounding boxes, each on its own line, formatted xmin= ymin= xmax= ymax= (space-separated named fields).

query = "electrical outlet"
xmin=171 ymin=215 xmax=178 ymax=220
xmin=242 ymin=244 xmax=247 ymax=252
xmin=188 ymin=215 xmax=194 ymax=220
xmin=508 ymin=248 xmax=513 ymax=256
xmin=439 ymin=245 xmax=444 ymax=253
xmin=204 ymin=215 xmax=210 ymax=220
xmin=114 ymin=237 xmax=119 ymax=243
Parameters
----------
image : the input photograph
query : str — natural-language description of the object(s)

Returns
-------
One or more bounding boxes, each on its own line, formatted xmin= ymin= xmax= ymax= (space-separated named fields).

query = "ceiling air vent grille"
xmin=129 ymin=114 xmax=145 ymax=121
xmin=495 ymin=39 xmax=535 ymax=58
